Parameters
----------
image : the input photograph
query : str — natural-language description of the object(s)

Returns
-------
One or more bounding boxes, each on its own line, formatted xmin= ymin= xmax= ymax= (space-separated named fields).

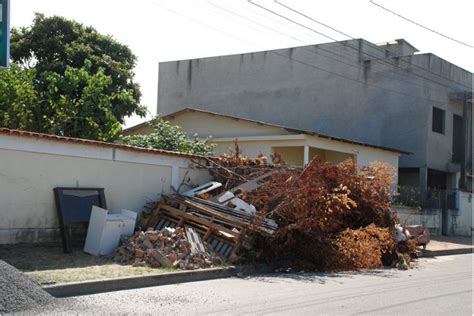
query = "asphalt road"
xmin=37 ymin=254 xmax=472 ymax=315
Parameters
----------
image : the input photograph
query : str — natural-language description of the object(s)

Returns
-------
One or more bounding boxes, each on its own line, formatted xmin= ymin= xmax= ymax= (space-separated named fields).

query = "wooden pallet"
xmin=145 ymin=199 xmax=243 ymax=260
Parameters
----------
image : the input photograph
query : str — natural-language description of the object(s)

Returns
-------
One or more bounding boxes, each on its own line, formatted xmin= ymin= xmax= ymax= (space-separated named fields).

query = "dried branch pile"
xmin=198 ymin=143 xmax=283 ymax=191
xmin=206 ymin=147 xmax=408 ymax=271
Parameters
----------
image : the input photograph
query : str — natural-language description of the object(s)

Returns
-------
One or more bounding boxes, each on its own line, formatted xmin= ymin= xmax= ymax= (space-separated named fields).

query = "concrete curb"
xmin=420 ymin=248 xmax=473 ymax=258
xmin=42 ymin=247 xmax=473 ymax=298
xmin=43 ymin=264 xmax=270 ymax=297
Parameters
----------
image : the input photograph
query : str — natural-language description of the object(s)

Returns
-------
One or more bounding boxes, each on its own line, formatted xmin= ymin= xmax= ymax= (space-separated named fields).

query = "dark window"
xmin=432 ymin=107 xmax=445 ymax=134
xmin=452 ymin=114 xmax=463 ymax=163
xmin=427 ymin=169 xmax=447 ymax=190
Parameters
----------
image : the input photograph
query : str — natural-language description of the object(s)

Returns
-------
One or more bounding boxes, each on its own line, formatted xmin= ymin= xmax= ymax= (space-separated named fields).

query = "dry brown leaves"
xmin=207 ymin=147 xmax=402 ymax=271
xmin=329 ymin=224 xmax=396 ymax=270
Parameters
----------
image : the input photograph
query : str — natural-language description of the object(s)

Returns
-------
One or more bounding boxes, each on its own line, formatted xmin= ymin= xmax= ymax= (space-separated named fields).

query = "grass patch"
xmin=0 ymin=244 xmax=173 ymax=284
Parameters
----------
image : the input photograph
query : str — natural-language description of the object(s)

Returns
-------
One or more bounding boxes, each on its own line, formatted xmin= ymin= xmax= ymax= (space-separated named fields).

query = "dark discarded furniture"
xmin=403 ymin=225 xmax=430 ymax=250
xmin=53 ymin=187 xmax=107 ymax=253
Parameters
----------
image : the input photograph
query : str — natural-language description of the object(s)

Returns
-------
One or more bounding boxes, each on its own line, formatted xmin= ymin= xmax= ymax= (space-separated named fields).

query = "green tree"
xmin=0 ymin=61 xmax=126 ymax=141
xmin=0 ymin=64 xmax=38 ymax=130
xmin=1 ymin=13 xmax=147 ymax=140
xmin=40 ymin=60 xmax=124 ymax=140
xmin=122 ymin=116 xmax=215 ymax=156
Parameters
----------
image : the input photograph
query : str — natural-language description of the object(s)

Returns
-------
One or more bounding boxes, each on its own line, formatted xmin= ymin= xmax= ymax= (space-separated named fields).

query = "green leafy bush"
xmin=122 ymin=116 xmax=215 ymax=156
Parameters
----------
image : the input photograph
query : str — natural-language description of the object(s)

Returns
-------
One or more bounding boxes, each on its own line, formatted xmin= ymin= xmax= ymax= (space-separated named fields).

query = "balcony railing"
xmin=392 ymin=185 xmax=457 ymax=210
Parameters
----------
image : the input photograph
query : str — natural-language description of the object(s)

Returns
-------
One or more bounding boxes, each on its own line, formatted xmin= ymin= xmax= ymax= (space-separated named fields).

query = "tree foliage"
xmin=0 ymin=13 xmax=146 ymax=141
xmin=122 ymin=116 xmax=216 ymax=156
xmin=0 ymin=64 xmax=38 ymax=130
xmin=0 ymin=61 xmax=126 ymax=141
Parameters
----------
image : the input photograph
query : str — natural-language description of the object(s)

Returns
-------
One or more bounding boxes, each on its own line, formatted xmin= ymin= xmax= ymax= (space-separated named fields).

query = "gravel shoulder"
xmin=0 ymin=260 xmax=53 ymax=314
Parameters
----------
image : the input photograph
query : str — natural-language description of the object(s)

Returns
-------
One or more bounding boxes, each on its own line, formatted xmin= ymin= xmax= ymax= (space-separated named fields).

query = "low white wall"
xmin=392 ymin=206 xmax=441 ymax=235
xmin=451 ymin=191 xmax=473 ymax=236
xmin=393 ymin=191 xmax=473 ymax=237
xmin=0 ymin=134 xmax=211 ymax=244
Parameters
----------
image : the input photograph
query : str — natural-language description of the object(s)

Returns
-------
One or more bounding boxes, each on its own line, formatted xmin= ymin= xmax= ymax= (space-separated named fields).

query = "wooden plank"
xmin=170 ymin=196 xmax=246 ymax=228
xmin=203 ymin=227 xmax=212 ymax=241
xmin=158 ymin=204 xmax=241 ymax=238
xmin=185 ymin=225 xmax=206 ymax=254
xmin=144 ymin=205 xmax=163 ymax=229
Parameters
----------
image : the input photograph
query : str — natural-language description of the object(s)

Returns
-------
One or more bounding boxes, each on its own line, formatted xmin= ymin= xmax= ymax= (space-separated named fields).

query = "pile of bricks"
xmin=114 ymin=227 xmax=224 ymax=270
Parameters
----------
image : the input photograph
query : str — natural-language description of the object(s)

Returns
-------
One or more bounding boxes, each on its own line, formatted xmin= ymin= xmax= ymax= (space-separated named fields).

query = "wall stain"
xmin=363 ymin=60 xmax=371 ymax=81
xmin=187 ymin=60 xmax=192 ymax=88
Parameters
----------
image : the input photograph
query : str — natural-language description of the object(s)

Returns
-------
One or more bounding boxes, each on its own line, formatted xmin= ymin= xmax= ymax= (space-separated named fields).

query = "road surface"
xmin=38 ymin=254 xmax=472 ymax=315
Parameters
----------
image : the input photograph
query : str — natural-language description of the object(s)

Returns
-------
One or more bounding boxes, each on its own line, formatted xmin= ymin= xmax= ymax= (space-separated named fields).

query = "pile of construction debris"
xmin=114 ymin=227 xmax=224 ymax=270
xmin=117 ymin=144 xmax=418 ymax=272
xmin=132 ymin=179 xmax=278 ymax=265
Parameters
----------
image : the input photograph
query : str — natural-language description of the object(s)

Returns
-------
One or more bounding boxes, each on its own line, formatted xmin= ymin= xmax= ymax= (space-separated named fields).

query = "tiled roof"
xmin=0 ymin=128 xmax=206 ymax=159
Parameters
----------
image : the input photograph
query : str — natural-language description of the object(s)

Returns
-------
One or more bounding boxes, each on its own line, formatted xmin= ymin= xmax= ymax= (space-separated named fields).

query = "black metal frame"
xmin=53 ymin=187 xmax=107 ymax=253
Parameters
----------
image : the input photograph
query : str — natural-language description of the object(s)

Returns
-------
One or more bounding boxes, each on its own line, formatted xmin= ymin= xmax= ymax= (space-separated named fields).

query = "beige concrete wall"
xmin=272 ymin=146 xmax=304 ymax=165
xmin=122 ymin=124 xmax=154 ymax=137
xmin=0 ymin=134 xmax=210 ymax=244
xmin=167 ymin=111 xmax=294 ymax=138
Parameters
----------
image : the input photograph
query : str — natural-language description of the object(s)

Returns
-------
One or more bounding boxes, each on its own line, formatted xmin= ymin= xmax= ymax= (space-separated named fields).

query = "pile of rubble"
xmin=114 ymin=227 xmax=223 ymax=270
xmin=117 ymin=143 xmax=421 ymax=272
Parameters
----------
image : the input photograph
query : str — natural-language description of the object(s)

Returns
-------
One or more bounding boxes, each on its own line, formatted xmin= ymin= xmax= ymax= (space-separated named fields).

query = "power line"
xmin=151 ymin=0 xmax=454 ymax=106
xmin=273 ymin=0 xmax=473 ymax=91
xmin=269 ymin=0 xmax=472 ymax=91
xmin=207 ymin=0 xmax=465 ymax=100
xmin=205 ymin=1 xmax=305 ymax=44
xmin=247 ymin=0 xmax=340 ymax=43
xmin=369 ymin=0 xmax=474 ymax=49
xmin=274 ymin=0 xmax=353 ymax=39
xmin=151 ymin=1 xmax=248 ymax=44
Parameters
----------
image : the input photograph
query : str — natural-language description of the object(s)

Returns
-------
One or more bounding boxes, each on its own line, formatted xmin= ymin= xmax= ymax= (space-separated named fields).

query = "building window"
xmin=432 ymin=107 xmax=445 ymax=134
xmin=452 ymin=114 xmax=463 ymax=163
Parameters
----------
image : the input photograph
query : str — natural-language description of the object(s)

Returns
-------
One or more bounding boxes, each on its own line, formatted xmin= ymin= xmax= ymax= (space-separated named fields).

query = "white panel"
xmin=84 ymin=206 xmax=108 ymax=256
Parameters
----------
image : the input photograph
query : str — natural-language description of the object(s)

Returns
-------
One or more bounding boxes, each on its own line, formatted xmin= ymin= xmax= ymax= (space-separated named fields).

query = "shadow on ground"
xmin=240 ymin=268 xmax=399 ymax=285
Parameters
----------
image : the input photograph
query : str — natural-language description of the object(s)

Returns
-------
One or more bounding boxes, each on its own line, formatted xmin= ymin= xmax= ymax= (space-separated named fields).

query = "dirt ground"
xmin=0 ymin=244 xmax=173 ymax=284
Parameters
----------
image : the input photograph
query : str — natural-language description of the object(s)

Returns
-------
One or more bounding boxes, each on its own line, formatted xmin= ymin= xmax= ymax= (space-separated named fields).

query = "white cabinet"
xmin=84 ymin=206 xmax=137 ymax=256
